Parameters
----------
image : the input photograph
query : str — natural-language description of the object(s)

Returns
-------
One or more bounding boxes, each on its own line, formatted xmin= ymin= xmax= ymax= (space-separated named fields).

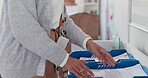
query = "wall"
xmin=66 ymin=0 xmax=84 ymax=16
xmin=129 ymin=0 xmax=148 ymax=56
xmin=114 ymin=0 xmax=148 ymax=56
xmin=66 ymin=0 xmax=99 ymax=15
xmin=114 ymin=0 xmax=130 ymax=43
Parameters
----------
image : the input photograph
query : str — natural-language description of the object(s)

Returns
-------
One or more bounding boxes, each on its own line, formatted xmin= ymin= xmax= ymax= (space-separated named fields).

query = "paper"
xmin=91 ymin=64 xmax=147 ymax=78
xmin=80 ymin=57 xmax=98 ymax=61
xmin=113 ymin=53 xmax=129 ymax=61
xmin=80 ymin=53 xmax=129 ymax=62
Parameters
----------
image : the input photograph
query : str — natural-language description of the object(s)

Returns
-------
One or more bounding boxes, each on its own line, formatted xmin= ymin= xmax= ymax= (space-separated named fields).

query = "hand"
xmin=63 ymin=57 xmax=94 ymax=77
xmin=86 ymin=40 xmax=116 ymax=66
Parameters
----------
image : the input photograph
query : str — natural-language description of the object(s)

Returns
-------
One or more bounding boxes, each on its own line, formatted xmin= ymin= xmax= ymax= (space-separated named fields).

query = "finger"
xmin=81 ymin=69 xmax=92 ymax=77
xmin=100 ymin=52 xmax=116 ymax=66
xmin=73 ymin=66 xmax=86 ymax=77
xmin=105 ymin=53 xmax=116 ymax=64
xmin=101 ymin=52 xmax=116 ymax=64
xmin=97 ymin=54 xmax=106 ymax=66
xmin=81 ymin=64 xmax=94 ymax=77
xmin=80 ymin=60 xmax=88 ymax=64
xmin=106 ymin=53 xmax=116 ymax=64
xmin=104 ymin=55 xmax=115 ymax=66
xmin=98 ymin=53 xmax=113 ymax=66
xmin=99 ymin=59 xmax=106 ymax=66
xmin=99 ymin=59 xmax=104 ymax=65
xmin=79 ymin=68 xmax=92 ymax=77
xmin=101 ymin=51 xmax=116 ymax=64
xmin=96 ymin=52 xmax=114 ymax=66
xmin=71 ymin=68 xmax=82 ymax=77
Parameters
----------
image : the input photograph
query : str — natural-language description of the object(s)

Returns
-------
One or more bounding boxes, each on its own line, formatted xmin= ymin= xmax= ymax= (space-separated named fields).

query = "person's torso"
xmin=0 ymin=0 xmax=63 ymax=70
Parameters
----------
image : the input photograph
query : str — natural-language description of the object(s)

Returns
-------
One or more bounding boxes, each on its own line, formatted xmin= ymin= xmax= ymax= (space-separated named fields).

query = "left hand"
xmin=63 ymin=57 xmax=94 ymax=77
xmin=86 ymin=40 xmax=116 ymax=66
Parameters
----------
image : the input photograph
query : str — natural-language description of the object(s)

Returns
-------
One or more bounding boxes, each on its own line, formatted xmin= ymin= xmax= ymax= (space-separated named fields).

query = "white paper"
xmin=80 ymin=57 xmax=98 ymax=61
xmin=80 ymin=53 xmax=129 ymax=62
xmin=92 ymin=64 xmax=147 ymax=78
xmin=113 ymin=53 xmax=129 ymax=61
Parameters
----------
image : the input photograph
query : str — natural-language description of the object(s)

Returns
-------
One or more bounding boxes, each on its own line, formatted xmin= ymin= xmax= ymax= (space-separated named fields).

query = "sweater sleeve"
xmin=8 ymin=0 xmax=67 ymax=66
xmin=63 ymin=14 xmax=92 ymax=49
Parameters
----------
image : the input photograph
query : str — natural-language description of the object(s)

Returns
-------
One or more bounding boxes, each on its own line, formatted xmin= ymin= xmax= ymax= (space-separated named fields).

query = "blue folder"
xmin=67 ymin=59 xmax=144 ymax=78
xmin=133 ymin=76 xmax=148 ymax=78
xmin=68 ymin=49 xmax=148 ymax=78
xmin=85 ymin=59 xmax=139 ymax=69
xmin=70 ymin=49 xmax=127 ymax=60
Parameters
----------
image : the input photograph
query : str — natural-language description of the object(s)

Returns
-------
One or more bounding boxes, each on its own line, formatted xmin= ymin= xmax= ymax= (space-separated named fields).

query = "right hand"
xmin=63 ymin=57 xmax=94 ymax=77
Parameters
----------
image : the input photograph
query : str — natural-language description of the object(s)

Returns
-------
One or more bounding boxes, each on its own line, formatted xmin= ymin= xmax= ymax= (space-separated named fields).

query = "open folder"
xmin=68 ymin=49 xmax=148 ymax=78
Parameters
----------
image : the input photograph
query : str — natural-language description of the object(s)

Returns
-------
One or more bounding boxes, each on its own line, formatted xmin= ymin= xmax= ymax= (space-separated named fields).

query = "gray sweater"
xmin=0 ymin=0 xmax=90 ymax=78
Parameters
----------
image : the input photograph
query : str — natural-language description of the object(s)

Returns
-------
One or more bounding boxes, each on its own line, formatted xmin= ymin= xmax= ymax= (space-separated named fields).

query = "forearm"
xmin=86 ymin=39 xmax=104 ymax=54
xmin=63 ymin=15 xmax=91 ymax=49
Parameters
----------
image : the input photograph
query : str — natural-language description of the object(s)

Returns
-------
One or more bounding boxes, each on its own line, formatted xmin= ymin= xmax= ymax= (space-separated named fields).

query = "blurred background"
xmin=64 ymin=0 xmax=118 ymax=41
xmin=64 ymin=0 xmax=148 ymax=55
xmin=0 ymin=0 xmax=148 ymax=52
